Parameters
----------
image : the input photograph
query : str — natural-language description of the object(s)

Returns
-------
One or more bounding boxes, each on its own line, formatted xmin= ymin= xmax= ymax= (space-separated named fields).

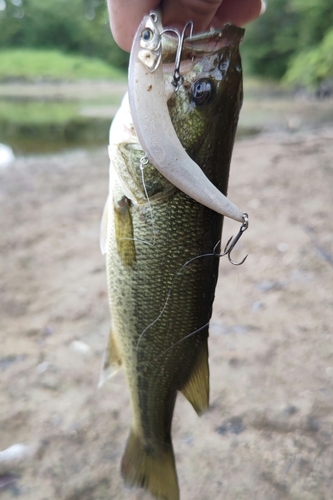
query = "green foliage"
xmin=284 ymin=29 xmax=333 ymax=88
xmin=242 ymin=0 xmax=333 ymax=87
xmin=242 ymin=0 xmax=299 ymax=79
xmin=1 ymin=0 xmax=333 ymax=88
xmin=289 ymin=0 xmax=333 ymax=49
xmin=0 ymin=0 xmax=129 ymax=70
xmin=0 ymin=48 xmax=126 ymax=81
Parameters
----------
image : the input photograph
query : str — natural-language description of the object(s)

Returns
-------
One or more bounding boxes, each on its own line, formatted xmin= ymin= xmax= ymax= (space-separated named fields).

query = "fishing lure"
xmin=128 ymin=11 xmax=248 ymax=225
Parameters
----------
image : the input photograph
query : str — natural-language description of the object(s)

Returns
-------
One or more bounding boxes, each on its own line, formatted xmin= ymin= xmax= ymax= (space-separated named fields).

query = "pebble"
xmin=277 ymin=242 xmax=289 ymax=253
xmin=249 ymin=198 xmax=261 ymax=209
xmin=252 ymin=300 xmax=265 ymax=312
xmin=70 ymin=340 xmax=93 ymax=356
xmin=0 ymin=144 xmax=15 ymax=168
xmin=36 ymin=361 xmax=49 ymax=374
xmin=0 ymin=444 xmax=34 ymax=474
xmin=40 ymin=373 xmax=60 ymax=391
xmin=257 ymin=280 xmax=285 ymax=292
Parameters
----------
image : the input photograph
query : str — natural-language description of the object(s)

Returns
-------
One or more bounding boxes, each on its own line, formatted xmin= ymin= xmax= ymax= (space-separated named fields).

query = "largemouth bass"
xmin=101 ymin=14 xmax=244 ymax=500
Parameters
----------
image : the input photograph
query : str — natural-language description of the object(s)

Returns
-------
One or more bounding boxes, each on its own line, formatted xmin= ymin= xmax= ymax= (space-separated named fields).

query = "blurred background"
xmin=0 ymin=0 xmax=333 ymax=159
xmin=1 ymin=1 xmax=333 ymax=499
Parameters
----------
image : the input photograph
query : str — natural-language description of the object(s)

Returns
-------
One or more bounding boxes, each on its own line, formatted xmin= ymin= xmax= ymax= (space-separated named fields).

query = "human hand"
xmin=107 ymin=0 xmax=265 ymax=52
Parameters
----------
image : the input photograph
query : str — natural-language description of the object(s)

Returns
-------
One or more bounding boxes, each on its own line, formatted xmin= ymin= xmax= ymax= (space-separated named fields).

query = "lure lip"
xmin=128 ymin=11 xmax=245 ymax=223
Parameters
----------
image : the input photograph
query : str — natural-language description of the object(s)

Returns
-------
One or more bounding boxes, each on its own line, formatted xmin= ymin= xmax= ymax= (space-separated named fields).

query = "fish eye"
xmin=142 ymin=28 xmax=153 ymax=42
xmin=192 ymin=79 xmax=213 ymax=105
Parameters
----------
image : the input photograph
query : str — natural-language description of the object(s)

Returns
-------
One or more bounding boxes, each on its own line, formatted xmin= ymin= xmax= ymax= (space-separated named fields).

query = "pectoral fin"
xmin=98 ymin=328 xmax=122 ymax=387
xmin=180 ymin=340 xmax=209 ymax=416
xmin=114 ymin=194 xmax=136 ymax=267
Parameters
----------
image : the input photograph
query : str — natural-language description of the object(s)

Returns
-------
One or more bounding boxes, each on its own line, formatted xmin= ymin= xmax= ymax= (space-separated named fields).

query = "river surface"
xmin=1 ymin=81 xmax=333 ymax=157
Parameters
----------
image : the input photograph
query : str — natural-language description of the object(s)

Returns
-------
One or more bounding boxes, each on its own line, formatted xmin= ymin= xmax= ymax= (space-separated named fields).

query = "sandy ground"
xmin=1 ymin=125 xmax=333 ymax=500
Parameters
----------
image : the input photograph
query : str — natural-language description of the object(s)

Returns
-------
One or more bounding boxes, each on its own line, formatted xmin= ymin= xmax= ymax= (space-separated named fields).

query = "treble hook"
xmin=172 ymin=21 xmax=193 ymax=89
xmin=161 ymin=21 xmax=193 ymax=90
xmin=216 ymin=213 xmax=249 ymax=266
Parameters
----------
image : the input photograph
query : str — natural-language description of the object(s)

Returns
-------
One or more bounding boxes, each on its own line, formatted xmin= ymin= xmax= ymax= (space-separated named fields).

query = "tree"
xmin=0 ymin=0 xmax=129 ymax=69
xmin=241 ymin=0 xmax=333 ymax=87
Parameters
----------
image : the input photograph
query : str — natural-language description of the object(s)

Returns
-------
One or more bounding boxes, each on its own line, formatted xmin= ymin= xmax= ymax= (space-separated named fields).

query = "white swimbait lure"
xmin=128 ymin=11 xmax=245 ymax=223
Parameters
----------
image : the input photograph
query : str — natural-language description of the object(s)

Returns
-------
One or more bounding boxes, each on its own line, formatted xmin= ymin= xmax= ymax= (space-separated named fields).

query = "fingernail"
xmin=260 ymin=0 xmax=266 ymax=15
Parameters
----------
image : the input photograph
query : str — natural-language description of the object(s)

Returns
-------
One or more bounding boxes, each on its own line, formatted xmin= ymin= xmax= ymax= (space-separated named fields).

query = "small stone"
xmin=70 ymin=340 xmax=92 ymax=356
xmin=283 ymin=404 xmax=298 ymax=416
xmin=0 ymin=355 xmax=26 ymax=371
xmin=216 ymin=416 xmax=245 ymax=436
xmin=40 ymin=373 xmax=60 ymax=391
xmin=277 ymin=242 xmax=289 ymax=253
xmin=257 ymin=281 xmax=285 ymax=292
xmin=249 ymin=198 xmax=261 ymax=209
xmin=36 ymin=361 xmax=49 ymax=374
xmin=252 ymin=300 xmax=265 ymax=312
xmin=43 ymin=325 xmax=54 ymax=337
xmin=0 ymin=143 xmax=15 ymax=168
xmin=0 ymin=444 xmax=33 ymax=474
xmin=26 ymin=327 xmax=40 ymax=337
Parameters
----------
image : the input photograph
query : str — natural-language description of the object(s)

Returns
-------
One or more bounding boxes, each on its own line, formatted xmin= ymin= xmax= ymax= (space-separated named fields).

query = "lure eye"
xmin=142 ymin=28 xmax=153 ymax=42
xmin=192 ymin=79 xmax=213 ymax=105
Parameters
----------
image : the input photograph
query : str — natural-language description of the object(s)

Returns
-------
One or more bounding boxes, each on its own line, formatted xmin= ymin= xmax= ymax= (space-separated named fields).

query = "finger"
xmin=107 ymin=0 xmax=160 ymax=51
xmin=213 ymin=0 xmax=264 ymax=28
xmin=107 ymin=0 xmax=264 ymax=52
xmin=162 ymin=0 xmax=222 ymax=35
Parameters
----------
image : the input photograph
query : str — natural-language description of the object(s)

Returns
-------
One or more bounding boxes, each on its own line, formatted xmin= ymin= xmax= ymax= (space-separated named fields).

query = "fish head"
xmin=164 ymin=25 xmax=245 ymax=193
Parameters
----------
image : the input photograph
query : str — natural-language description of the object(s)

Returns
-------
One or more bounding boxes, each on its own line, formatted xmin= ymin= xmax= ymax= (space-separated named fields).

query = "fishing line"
xmin=157 ymin=262 xmax=243 ymax=357
xmin=157 ymin=322 xmax=210 ymax=358
xmin=137 ymin=229 xmax=248 ymax=358
xmin=113 ymin=157 xmax=158 ymax=249
xmin=136 ymin=241 xmax=225 ymax=353
xmin=136 ymin=215 xmax=249 ymax=356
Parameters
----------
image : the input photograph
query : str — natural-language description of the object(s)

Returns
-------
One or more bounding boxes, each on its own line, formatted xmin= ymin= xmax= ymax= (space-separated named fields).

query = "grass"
xmin=0 ymin=48 xmax=126 ymax=82
xmin=0 ymin=100 xmax=80 ymax=124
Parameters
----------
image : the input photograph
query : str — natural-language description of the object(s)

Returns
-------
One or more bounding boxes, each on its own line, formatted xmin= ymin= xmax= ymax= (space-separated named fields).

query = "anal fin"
xmin=98 ymin=328 xmax=122 ymax=387
xmin=121 ymin=429 xmax=179 ymax=500
xmin=180 ymin=339 xmax=209 ymax=416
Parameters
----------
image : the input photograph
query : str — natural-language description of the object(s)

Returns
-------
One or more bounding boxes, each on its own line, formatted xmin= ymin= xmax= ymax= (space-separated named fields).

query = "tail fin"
xmin=121 ymin=429 xmax=179 ymax=500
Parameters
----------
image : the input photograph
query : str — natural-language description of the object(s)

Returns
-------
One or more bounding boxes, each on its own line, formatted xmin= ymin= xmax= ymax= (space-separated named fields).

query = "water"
xmin=1 ymin=83 xmax=333 ymax=157
xmin=0 ymin=82 xmax=125 ymax=156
